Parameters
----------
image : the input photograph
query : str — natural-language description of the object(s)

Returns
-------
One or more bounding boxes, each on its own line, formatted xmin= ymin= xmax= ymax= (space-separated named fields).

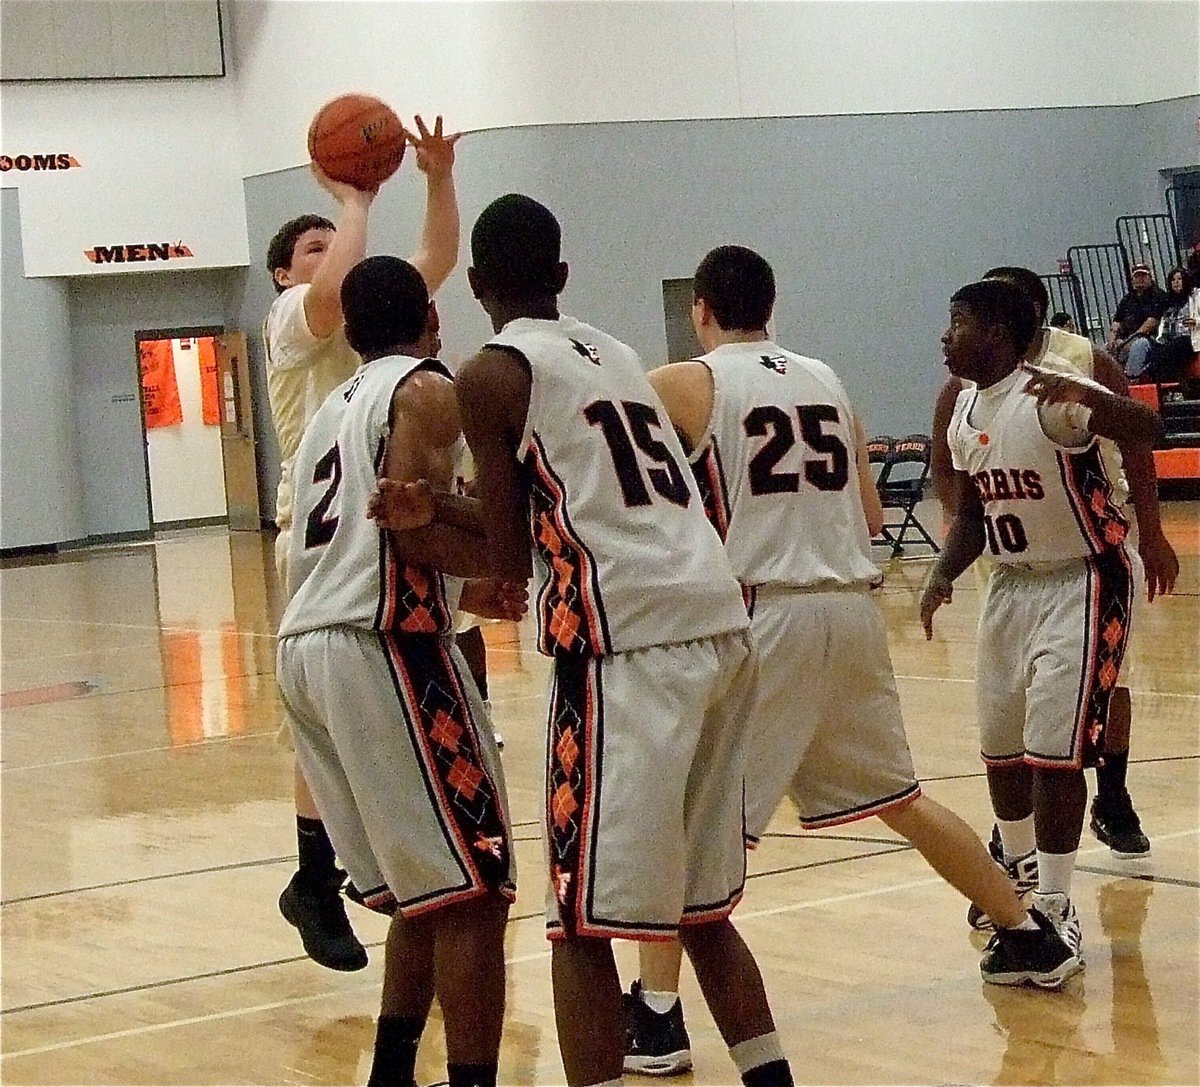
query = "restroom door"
xmin=214 ymin=332 xmax=260 ymax=531
xmin=138 ymin=335 xmax=228 ymax=526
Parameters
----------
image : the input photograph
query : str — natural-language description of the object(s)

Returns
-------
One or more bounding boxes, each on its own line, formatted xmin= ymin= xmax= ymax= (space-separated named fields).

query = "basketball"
xmin=307 ymin=94 xmax=406 ymax=191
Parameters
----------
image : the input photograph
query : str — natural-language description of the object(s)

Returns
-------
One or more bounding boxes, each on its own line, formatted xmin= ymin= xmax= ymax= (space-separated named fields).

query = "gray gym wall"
xmin=3 ymin=95 xmax=1197 ymax=546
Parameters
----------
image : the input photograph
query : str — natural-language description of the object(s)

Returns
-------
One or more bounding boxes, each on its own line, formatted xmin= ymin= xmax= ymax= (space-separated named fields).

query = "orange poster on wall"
xmin=197 ymin=338 xmax=221 ymax=425
xmin=139 ymin=339 xmax=183 ymax=429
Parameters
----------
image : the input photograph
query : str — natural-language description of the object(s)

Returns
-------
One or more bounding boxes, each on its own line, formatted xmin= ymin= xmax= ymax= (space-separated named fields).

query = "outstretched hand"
xmin=368 ymin=478 xmax=436 ymax=531
xmin=404 ymin=115 xmax=461 ymax=180
xmin=1139 ymin=529 xmax=1179 ymax=602
xmin=1022 ymin=364 xmax=1091 ymax=407
xmin=461 ymin=578 xmax=529 ymax=622
xmin=919 ymin=569 xmax=954 ymax=640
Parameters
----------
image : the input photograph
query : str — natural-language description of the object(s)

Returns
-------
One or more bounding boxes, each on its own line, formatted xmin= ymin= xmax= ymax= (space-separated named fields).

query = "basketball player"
xmin=929 ymin=267 xmax=1176 ymax=873
xmin=277 ymin=254 xmax=521 ymax=1087
xmin=617 ymin=247 xmax=1082 ymax=1071
xmin=922 ymin=277 xmax=1161 ymax=961
xmin=370 ymin=195 xmax=794 ymax=1087
xmin=265 ymin=116 xmax=461 ymax=970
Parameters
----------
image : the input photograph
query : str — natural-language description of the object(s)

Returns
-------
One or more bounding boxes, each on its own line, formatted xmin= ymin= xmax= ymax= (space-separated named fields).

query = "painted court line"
xmin=5 ymin=829 xmax=1195 ymax=1060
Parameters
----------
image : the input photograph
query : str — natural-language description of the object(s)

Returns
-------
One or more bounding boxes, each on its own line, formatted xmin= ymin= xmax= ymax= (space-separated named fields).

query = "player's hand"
xmin=920 ymin=570 xmax=954 ymax=640
xmin=1022 ymin=365 xmax=1092 ymax=407
xmin=309 ymin=160 xmax=376 ymax=205
xmin=405 ymin=115 xmax=461 ymax=180
xmin=460 ymin=578 xmax=529 ymax=621
xmin=368 ymin=478 xmax=436 ymax=531
xmin=1138 ymin=528 xmax=1179 ymax=601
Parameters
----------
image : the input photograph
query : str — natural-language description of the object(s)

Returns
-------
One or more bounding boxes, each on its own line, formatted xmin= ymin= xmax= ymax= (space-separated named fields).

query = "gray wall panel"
xmin=66 ymin=269 xmax=237 ymax=537
xmin=230 ymin=99 xmax=1198 ymax=522
xmin=1 ymin=190 xmax=85 ymax=549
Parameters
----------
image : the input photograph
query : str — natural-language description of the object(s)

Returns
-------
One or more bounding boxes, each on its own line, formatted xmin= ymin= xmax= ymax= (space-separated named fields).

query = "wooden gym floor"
xmin=1 ymin=503 xmax=1197 ymax=1086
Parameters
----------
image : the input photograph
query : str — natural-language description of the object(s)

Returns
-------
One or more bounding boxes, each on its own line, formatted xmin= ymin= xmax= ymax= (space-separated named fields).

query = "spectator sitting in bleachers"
xmin=1142 ymin=267 xmax=1198 ymax=383
xmin=1048 ymin=311 xmax=1077 ymax=333
xmin=1108 ymin=261 xmax=1169 ymax=378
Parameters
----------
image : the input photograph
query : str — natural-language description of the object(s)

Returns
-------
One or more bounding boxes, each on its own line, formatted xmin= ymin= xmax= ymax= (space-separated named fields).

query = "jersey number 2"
xmin=304 ymin=443 xmax=342 ymax=549
xmin=584 ymin=399 xmax=691 ymax=508
xmin=745 ymin=404 xmax=849 ymax=495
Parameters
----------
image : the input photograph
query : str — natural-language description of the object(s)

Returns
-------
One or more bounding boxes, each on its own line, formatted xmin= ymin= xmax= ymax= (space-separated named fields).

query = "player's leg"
xmin=1025 ymin=552 xmax=1135 ymax=956
xmin=679 ymin=632 xmax=793 ymax=1086
xmin=553 ymin=936 xmax=626 ymax=1086
xmin=626 ymin=940 xmax=690 ymax=1076
xmin=1091 ymin=684 xmax=1150 ymax=855
xmin=278 ymin=761 xmax=368 ymax=970
xmin=371 ymin=909 xmax=437 ymax=1087
xmin=275 ymin=526 xmax=368 ymax=968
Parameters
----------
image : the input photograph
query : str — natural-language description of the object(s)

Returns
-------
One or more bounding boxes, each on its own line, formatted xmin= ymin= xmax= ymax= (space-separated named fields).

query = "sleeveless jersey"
xmin=487 ymin=316 xmax=748 ymax=658
xmin=691 ymin=342 xmax=879 ymax=589
xmin=947 ymin=370 xmax=1129 ymax=565
xmin=278 ymin=354 xmax=462 ymax=638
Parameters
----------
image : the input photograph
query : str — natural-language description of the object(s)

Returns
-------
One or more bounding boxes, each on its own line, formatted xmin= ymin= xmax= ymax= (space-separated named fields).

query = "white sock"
xmin=996 ymin=815 xmax=1036 ymax=862
xmin=730 ymin=1032 xmax=785 ymax=1077
xmin=640 ymin=988 xmax=679 ymax=1015
xmin=1036 ymin=849 xmax=1078 ymax=898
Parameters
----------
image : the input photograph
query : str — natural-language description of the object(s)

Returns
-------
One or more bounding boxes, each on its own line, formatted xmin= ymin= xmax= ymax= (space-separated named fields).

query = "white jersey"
xmin=488 ymin=316 xmax=749 ymax=658
xmin=691 ymin=341 xmax=879 ymax=590
xmin=948 ymin=369 xmax=1130 ymax=565
xmin=279 ymin=354 xmax=463 ymax=638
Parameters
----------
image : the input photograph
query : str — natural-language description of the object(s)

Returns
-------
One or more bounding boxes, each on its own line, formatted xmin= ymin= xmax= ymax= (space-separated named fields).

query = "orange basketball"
xmin=307 ymin=94 xmax=406 ymax=191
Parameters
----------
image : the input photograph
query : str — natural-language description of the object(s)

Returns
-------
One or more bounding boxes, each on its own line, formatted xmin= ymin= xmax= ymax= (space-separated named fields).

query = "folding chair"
xmin=876 ymin=434 xmax=940 ymax=558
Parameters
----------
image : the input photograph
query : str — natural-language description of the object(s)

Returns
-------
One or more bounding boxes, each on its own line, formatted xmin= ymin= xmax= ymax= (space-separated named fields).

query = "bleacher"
xmin=1040 ymin=181 xmax=1200 ymax=486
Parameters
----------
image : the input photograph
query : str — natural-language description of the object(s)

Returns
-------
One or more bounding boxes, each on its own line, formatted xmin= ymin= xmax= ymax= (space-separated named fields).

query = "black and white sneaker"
xmin=968 ymin=827 xmax=1037 ymax=932
xmin=623 ymin=980 xmax=692 ymax=1076
xmin=1031 ymin=890 xmax=1083 ymax=960
xmin=1090 ymin=793 xmax=1150 ymax=858
xmin=980 ymin=909 xmax=1084 ymax=989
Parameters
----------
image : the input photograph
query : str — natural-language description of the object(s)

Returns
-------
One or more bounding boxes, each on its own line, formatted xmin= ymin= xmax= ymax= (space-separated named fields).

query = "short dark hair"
xmin=340 ymin=256 xmax=430 ymax=357
xmin=984 ymin=266 xmax=1050 ymax=323
xmin=266 ymin=214 xmax=335 ymax=293
xmin=693 ymin=246 xmax=775 ymax=331
xmin=470 ymin=194 xmax=562 ymax=298
xmin=1048 ymin=310 xmax=1074 ymax=329
xmin=951 ymin=279 xmax=1039 ymax=355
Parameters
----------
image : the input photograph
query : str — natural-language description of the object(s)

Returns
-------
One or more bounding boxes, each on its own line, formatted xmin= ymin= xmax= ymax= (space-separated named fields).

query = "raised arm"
xmin=304 ymin=168 xmax=375 ymax=338
xmin=1023 ymin=367 xmax=1163 ymax=446
xmin=404 ymin=116 xmax=461 ymax=295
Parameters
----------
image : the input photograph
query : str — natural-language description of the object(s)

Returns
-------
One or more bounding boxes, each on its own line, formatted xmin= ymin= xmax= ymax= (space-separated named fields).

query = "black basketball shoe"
xmin=980 ymin=908 xmax=1084 ymax=989
xmin=623 ymin=980 xmax=692 ymax=1076
xmin=1090 ymin=792 xmax=1150 ymax=858
xmin=967 ymin=825 xmax=1037 ymax=931
xmin=279 ymin=871 xmax=368 ymax=971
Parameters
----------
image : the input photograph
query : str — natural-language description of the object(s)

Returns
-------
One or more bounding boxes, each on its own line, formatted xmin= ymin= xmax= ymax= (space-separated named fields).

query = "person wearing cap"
xmin=1108 ymin=262 xmax=1170 ymax=378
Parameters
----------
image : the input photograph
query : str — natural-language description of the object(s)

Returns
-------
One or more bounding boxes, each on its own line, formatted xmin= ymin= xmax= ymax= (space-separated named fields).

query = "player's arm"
xmin=303 ymin=167 xmax=376 ymax=338
xmin=1023 ymin=367 xmax=1162 ymax=446
xmin=379 ymin=370 xmax=498 ymax=576
xmin=1092 ymin=348 xmax=1178 ymax=600
xmin=646 ymin=361 xmax=713 ymax=454
xmin=853 ymin=413 xmax=884 ymax=538
xmin=404 ymin=116 xmax=461 ymax=295
xmin=930 ymin=376 xmax=964 ymax=515
xmin=920 ymin=471 xmax=985 ymax=639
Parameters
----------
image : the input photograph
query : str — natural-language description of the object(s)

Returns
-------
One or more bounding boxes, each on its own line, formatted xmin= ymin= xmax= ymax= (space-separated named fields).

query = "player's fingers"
xmin=433 ymin=115 xmax=443 ymax=138
xmin=446 ymin=131 xmax=463 ymax=146
xmin=413 ymin=114 xmax=430 ymax=140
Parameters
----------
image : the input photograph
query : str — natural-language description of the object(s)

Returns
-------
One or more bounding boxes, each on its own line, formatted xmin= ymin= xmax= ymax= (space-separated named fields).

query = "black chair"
xmin=874 ymin=434 xmax=940 ymax=558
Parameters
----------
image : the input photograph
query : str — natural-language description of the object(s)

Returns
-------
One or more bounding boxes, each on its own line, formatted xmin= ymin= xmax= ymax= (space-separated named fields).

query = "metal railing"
xmin=1040 ymin=272 xmax=1089 ymax=336
xmin=1066 ymin=244 xmax=1130 ymax=343
xmin=1166 ymin=182 xmax=1200 ymax=256
xmin=1115 ymin=214 xmax=1180 ymax=283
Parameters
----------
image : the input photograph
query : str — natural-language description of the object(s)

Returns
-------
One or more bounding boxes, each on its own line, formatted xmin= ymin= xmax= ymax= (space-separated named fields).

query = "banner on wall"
xmin=178 ymin=338 xmax=222 ymax=425
xmin=139 ymin=340 xmax=183 ymax=429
